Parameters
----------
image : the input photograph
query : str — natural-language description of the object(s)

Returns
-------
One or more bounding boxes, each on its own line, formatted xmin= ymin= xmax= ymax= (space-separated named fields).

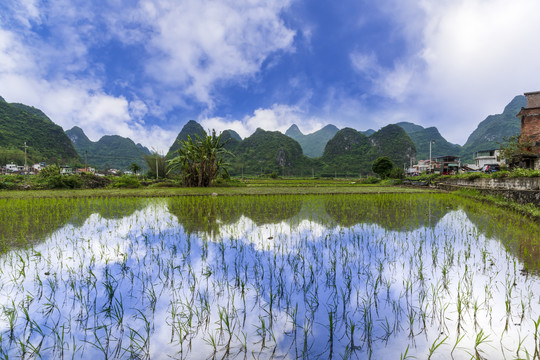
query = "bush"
xmin=389 ymin=167 xmax=405 ymax=179
xmin=372 ymin=157 xmax=394 ymax=179
xmin=147 ymin=181 xmax=182 ymax=188
xmin=110 ymin=175 xmax=141 ymax=188
xmin=362 ymin=176 xmax=380 ymax=184
xmin=213 ymin=178 xmax=246 ymax=187
xmin=79 ymin=173 xmax=111 ymax=189
xmin=509 ymin=168 xmax=540 ymax=178
xmin=38 ymin=165 xmax=81 ymax=189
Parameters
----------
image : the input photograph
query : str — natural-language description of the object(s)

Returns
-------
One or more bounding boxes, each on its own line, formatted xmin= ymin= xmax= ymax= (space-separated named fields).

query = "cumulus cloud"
xmin=135 ymin=0 xmax=296 ymax=105
xmin=200 ymin=104 xmax=325 ymax=138
xmin=353 ymin=0 xmax=540 ymax=143
xmin=0 ymin=0 xmax=297 ymax=151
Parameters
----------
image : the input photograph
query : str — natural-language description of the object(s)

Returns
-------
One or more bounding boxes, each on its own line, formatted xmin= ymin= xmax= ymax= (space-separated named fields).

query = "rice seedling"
xmin=0 ymin=193 xmax=538 ymax=358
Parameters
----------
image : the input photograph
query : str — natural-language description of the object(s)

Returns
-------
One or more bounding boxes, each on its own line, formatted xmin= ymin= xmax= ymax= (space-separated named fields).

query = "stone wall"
xmin=435 ymin=177 xmax=540 ymax=206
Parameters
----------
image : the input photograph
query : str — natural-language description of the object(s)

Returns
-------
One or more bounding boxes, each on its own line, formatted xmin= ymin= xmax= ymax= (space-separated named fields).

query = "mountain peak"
xmin=285 ymin=124 xmax=303 ymax=137
xmin=166 ymin=120 xmax=206 ymax=158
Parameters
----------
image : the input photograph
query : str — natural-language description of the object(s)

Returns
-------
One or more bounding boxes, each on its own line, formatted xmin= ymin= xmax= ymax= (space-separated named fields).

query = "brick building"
xmin=516 ymin=91 xmax=540 ymax=169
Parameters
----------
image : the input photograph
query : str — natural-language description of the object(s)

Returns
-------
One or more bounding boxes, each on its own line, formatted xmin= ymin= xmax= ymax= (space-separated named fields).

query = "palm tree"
xmin=168 ymin=129 xmax=232 ymax=187
xmin=128 ymin=163 xmax=141 ymax=175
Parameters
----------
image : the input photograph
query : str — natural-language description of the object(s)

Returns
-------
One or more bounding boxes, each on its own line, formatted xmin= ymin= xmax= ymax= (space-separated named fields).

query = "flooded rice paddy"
xmin=0 ymin=193 xmax=539 ymax=359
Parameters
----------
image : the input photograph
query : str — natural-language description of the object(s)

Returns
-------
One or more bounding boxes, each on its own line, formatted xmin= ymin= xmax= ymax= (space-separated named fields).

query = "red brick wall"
xmin=521 ymin=112 xmax=540 ymax=153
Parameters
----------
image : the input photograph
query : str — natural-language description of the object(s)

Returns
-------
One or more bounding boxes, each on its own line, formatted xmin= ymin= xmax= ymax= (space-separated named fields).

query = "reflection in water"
xmin=0 ymin=197 xmax=150 ymax=251
xmin=0 ymin=194 xmax=539 ymax=359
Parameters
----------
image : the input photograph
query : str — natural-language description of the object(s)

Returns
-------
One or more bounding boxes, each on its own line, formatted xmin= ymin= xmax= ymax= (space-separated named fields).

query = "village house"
xmin=60 ymin=166 xmax=73 ymax=175
xmin=474 ymin=149 xmax=502 ymax=169
xmin=515 ymin=91 xmax=540 ymax=169
xmin=431 ymin=156 xmax=461 ymax=175
xmin=6 ymin=163 xmax=18 ymax=173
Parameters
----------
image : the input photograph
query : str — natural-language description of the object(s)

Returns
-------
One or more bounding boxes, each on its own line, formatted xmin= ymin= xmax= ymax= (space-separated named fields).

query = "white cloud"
xmin=0 ymin=0 xmax=296 ymax=152
xmin=354 ymin=0 xmax=540 ymax=144
xmin=200 ymin=104 xmax=325 ymax=138
xmin=138 ymin=0 xmax=296 ymax=105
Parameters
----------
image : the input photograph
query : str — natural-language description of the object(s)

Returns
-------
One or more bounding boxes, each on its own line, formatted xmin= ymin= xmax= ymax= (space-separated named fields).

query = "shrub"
xmin=213 ymin=178 xmax=246 ymax=187
xmin=389 ymin=167 xmax=405 ymax=179
xmin=38 ymin=165 xmax=81 ymax=189
xmin=147 ymin=181 xmax=182 ymax=188
xmin=110 ymin=175 xmax=141 ymax=188
xmin=362 ymin=176 xmax=380 ymax=184
xmin=509 ymin=168 xmax=540 ymax=178
xmin=79 ymin=173 xmax=111 ymax=189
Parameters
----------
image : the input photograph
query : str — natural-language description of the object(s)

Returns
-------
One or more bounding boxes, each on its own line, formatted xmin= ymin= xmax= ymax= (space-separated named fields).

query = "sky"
xmin=1 ymin=0 xmax=540 ymax=153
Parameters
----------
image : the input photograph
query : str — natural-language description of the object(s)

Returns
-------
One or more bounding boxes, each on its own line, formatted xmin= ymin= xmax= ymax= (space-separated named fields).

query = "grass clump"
xmin=110 ymin=175 xmax=141 ymax=188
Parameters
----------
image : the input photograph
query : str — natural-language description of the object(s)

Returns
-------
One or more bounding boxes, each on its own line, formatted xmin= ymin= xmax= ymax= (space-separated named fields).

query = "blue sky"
xmin=1 ymin=0 xmax=540 ymax=152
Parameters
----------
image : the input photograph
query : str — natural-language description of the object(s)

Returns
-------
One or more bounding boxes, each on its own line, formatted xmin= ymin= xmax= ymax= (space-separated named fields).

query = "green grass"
xmin=0 ymin=178 xmax=433 ymax=199
xmin=453 ymin=187 xmax=540 ymax=220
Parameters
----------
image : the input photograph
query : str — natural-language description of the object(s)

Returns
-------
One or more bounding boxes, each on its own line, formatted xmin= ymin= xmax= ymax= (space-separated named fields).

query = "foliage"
xmin=507 ymin=168 xmax=540 ymax=178
xmin=110 ymin=175 xmax=141 ymax=188
xmin=166 ymin=120 xmax=206 ymax=159
xmin=397 ymin=122 xmax=461 ymax=160
xmin=168 ymin=129 xmax=232 ymax=187
xmin=498 ymin=134 xmax=535 ymax=164
xmin=38 ymin=165 xmax=68 ymax=189
xmin=226 ymin=128 xmax=318 ymax=177
xmin=0 ymin=99 xmax=79 ymax=164
xmin=285 ymin=124 xmax=339 ymax=158
xmin=389 ymin=167 xmax=405 ymax=179
xmin=321 ymin=126 xmax=415 ymax=176
xmin=66 ymin=126 xmax=150 ymax=171
xmin=362 ymin=176 xmax=381 ymax=184
xmin=128 ymin=163 xmax=142 ymax=174
xmin=143 ymin=153 xmax=168 ymax=179
xmin=79 ymin=173 xmax=111 ymax=188
xmin=372 ymin=157 xmax=394 ymax=179
xmin=212 ymin=178 xmax=246 ymax=187
xmin=460 ymin=95 xmax=525 ymax=162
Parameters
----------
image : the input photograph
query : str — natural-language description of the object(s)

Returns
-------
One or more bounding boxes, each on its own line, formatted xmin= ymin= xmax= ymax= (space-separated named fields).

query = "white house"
xmin=474 ymin=149 xmax=501 ymax=168
xmin=6 ymin=163 xmax=18 ymax=172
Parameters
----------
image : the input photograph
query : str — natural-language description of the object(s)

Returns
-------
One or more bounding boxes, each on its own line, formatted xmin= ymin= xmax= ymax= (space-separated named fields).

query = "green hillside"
xmin=369 ymin=124 xmax=416 ymax=167
xmin=397 ymin=122 xmax=461 ymax=160
xmin=0 ymin=97 xmax=79 ymax=165
xmin=460 ymin=95 xmax=525 ymax=162
xmin=166 ymin=120 xmax=205 ymax=159
xmin=227 ymin=128 xmax=319 ymax=177
xmin=66 ymin=126 xmax=151 ymax=171
xmin=320 ymin=125 xmax=416 ymax=176
xmin=285 ymin=124 xmax=339 ymax=158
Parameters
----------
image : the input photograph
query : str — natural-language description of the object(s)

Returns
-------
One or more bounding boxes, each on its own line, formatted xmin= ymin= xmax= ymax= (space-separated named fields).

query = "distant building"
xmin=60 ymin=166 xmax=73 ymax=175
xmin=474 ymin=149 xmax=501 ymax=168
xmin=516 ymin=91 xmax=540 ymax=169
xmin=432 ymin=156 xmax=461 ymax=175
xmin=410 ymin=160 xmax=431 ymax=174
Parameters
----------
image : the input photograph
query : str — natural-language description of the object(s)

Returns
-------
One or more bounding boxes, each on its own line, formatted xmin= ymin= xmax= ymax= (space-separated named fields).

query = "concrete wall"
xmin=436 ymin=177 xmax=540 ymax=206
xmin=525 ymin=91 xmax=540 ymax=108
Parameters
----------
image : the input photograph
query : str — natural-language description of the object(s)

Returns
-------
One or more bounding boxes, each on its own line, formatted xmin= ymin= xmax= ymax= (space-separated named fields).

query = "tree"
xmin=371 ymin=156 xmax=394 ymax=179
xmin=167 ymin=129 xmax=233 ymax=187
xmin=128 ymin=163 xmax=141 ymax=175
xmin=498 ymin=134 xmax=535 ymax=165
xmin=143 ymin=153 xmax=167 ymax=179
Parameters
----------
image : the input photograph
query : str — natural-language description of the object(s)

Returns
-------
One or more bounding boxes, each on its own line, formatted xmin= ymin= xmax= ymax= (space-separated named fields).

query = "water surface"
xmin=0 ymin=194 xmax=539 ymax=359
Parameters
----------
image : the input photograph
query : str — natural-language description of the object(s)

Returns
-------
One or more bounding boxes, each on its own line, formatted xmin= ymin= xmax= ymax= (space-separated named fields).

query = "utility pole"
xmin=156 ymin=156 xmax=159 ymax=180
xmin=85 ymin=150 xmax=88 ymax=172
xmin=429 ymin=139 xmax=435 ymax=173
xmin=24 ymin=142 xmax=28 ymax=186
